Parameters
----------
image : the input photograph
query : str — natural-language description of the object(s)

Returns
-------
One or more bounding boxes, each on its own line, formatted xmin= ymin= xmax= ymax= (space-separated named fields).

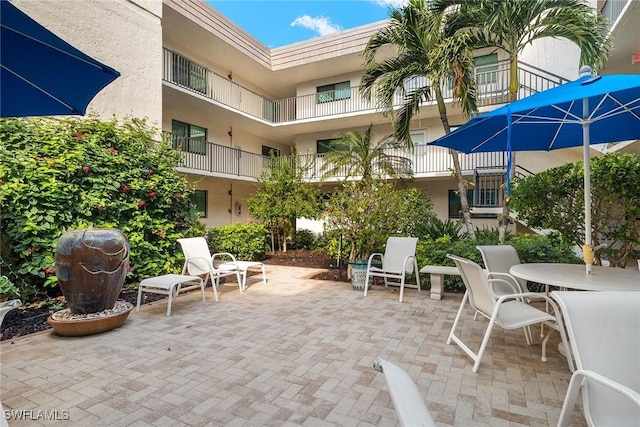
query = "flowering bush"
xmin=324 ymin=180 xmax=433 ymax=261
xmin=0 ymin=116 xmax=204 ymax=298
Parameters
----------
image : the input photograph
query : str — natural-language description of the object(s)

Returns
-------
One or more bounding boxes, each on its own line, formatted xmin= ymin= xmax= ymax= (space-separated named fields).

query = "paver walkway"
xmin=0 ymin=265 xmax=585 ymax=426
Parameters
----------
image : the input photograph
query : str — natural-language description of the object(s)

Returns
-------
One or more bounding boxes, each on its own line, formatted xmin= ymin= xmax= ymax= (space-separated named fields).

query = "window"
xmin=172 ymin=53 xmax=207 ymax=94
xmin=172 ymin=120 xmax=206 ymax=155
xmin=262 ymin=145 xmax=280 ymax=157
xmin=449 ymin=188 xmax=500 ymax=218
xmin=316 ymin=138 xmax=344 ymax=154
xmin=410 ymin=130 xmax=427 ymax=146
xmin=474 ymin=53 xmax=498 ymax=85
xmin=190 ymin=190 xmax=207 ymax=218
xmin=449 ymin=189 xmax=473 ymax=218
xmin=317 ymin=81 xmax=351 ymax=103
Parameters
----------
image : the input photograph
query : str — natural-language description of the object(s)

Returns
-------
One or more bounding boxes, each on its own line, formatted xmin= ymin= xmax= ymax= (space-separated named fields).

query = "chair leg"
xmin=540 ymin=327 xmax=555 ymax=362
xmin=447 ymin=291 xmax=469 ymax=345
xmin=199 ymin=278 xmax=206 ymax=304
xmin=472 ymin=316 xmax=498 ymax=373
xmin=523 ymin=325 xmax=533 ymax=346
xmin=363 ymin=271 xmax=370 ymax=297
xmin=414 ymin=260 xmax=421 ymax=294
xmin=136 ymin=287 xmax=143 ymax=312
xmin=398 ymin=273 xmax=405 ymax=303
xmin=261 ymin=265 xmax=267 ymax=285
xmin=238 ymin=270 xmax=245 ymax=293
xmin=166 ymin=284 xmax=176 ymax=317
xmin=210 ymin=275 xmax=219 ymax=302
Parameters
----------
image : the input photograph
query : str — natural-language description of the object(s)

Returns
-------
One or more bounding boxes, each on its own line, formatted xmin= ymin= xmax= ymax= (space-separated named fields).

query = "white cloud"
xmin=370 ymin=0 xmax=407 ymax=7
xmin=290 ymin=15 xmax=341 ymax=36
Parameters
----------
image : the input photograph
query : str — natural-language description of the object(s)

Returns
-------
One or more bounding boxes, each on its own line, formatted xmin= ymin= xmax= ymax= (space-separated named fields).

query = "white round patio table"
xmin=510 ymin=263 xmax=640 ymax=291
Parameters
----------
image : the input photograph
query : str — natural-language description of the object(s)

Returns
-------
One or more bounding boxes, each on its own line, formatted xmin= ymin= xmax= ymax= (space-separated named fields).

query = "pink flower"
xmin=148 ymin=170 xmax=154 ymax=175
xmin=28 ymin=247 xmax=35 ymax=254
xmin=82 ymin=166 xmax=90 ymax=173
xmin=120 ymin=184 xmax=130 ymax=193
xmin=147 ymin=191 xmax=156 ymax=198
xmin=107 ymin=147 xmax=117 ymax=155
xmin=44 ymin=267 xmax=56 ymax=274
xmin=74 ymin=132 xmax=86 ymax=141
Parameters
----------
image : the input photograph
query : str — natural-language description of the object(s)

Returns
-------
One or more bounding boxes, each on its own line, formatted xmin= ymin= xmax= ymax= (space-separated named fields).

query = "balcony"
xmin=162 ymin=48 xmax=568 ymax=124
xmin=169 ymin=133 xmax=508 ymax=182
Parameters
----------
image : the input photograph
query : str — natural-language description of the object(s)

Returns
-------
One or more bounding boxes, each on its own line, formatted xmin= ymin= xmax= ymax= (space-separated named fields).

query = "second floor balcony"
xmin=163 ymin=48 xmax=568 ymax=125
xmin=170 ymin=133 xmax=508 ymax=183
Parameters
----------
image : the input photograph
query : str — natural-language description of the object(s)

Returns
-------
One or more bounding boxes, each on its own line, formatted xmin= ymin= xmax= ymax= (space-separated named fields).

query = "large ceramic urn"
xmin=55 ymin=228 xmax=130 ymax=314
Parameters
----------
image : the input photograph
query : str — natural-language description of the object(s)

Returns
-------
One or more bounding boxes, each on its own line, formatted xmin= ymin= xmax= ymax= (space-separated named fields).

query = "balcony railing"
xmin=163 ymin=48 xmax=568 ymax=123
xmin=168 ymin=133 xmax=508 ymax=181
xmin=601 ymin=0 xmax=628 ymax=26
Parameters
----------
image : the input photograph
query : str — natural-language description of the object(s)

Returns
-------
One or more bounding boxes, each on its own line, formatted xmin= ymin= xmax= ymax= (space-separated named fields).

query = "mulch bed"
xmin=1 ymin=249 xmax=344 ymax=342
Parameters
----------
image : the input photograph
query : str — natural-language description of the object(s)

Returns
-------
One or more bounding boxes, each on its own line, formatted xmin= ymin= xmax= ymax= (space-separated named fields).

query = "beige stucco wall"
xmin=186 ymin=176 xmax=259 ymax=228
xmin=13 ymin=0 xmax=163 ymax=126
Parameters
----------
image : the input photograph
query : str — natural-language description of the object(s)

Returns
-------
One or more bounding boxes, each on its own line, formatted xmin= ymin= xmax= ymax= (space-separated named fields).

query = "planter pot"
xmin=350 ymin=260 xmax=370 ymax=291
xmin=47 ymin=302 xmax=133 ymax=337
xmin=55 ymin=228 xmax=129 ymax=314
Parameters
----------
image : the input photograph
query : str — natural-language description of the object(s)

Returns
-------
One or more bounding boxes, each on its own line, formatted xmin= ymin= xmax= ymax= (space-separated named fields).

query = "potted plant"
xmin=325 ymin=181 xmax=398 ymax=289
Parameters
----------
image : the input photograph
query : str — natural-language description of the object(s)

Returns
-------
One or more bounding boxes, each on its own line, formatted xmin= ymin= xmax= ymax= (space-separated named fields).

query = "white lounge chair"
xmin=476 ymin=245 xmax=528 ymax=295
xmin=363 ymin=237 xmax=421 ymax=302
xmin=446 ymin=254 xmax=568 ymax=373
xmin=212 ymin=255 xmax=267 ymax=292
xmin=373 ymin=357 xmax=436 ymax=427
xmin=177 ymin=237 xmax=242 ymax=300
xmin=553 ymin=291 xmax=640 ymax=427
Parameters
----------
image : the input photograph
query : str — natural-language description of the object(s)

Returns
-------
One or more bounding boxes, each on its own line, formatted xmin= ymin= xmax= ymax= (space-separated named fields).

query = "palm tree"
xmin=320 ymin=124 xmax=413 ymax=184
xmin=434 ymin=0 xmax=612 ymax=241
xmin=360 ymin=0 xmax=479 ymax=238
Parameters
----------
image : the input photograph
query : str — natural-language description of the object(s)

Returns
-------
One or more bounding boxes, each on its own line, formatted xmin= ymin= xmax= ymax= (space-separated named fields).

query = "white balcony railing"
xmin=163 ymin=48 xmax=568 ymax=124
xmin=169 ymin=133 xmax=508 ymax=181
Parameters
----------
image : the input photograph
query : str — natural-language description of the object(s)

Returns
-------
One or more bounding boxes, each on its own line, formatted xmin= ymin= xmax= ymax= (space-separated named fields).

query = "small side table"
xmin=137 ymin=274 xmax=205 ymax=316
xmin=419 ymin=266 xmax=460 ymax=300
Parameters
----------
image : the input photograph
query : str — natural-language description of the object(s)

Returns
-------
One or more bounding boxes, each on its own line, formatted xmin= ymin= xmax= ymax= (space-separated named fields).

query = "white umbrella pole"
xmin=582 ymin=97 xmax=592 ymax=274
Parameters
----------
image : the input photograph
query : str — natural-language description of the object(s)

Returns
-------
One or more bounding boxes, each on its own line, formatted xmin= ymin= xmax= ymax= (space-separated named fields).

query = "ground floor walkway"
xmin=0 ymin=265 xmax=584 ymax=426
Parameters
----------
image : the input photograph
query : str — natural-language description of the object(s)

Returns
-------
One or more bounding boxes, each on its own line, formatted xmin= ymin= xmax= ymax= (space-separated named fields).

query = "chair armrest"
xmin=487 ymin=277 xmax=521 ymax=296
xmin=373 ymin=357 xmax=436 ymax=427
xmin=486 ymin=272 xmax=524 ymax=292
xmin=557 ymin=369 xmax=640 ymax=427
xmin=403 ymin=255 xmax=417 ymax=272
xmin=212 ymin=252 xmax=238 ymax=262
xmin=367 ymin=253 xmax=383 ymax=268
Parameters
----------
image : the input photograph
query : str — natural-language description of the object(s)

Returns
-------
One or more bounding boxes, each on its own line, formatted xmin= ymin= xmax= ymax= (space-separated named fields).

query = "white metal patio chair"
xmin=553 ymin=291 xmax=640 ymax=427
xmin=477 ymin=245 xmax=528 ymax=295
xmin=363 ymin=237 xmax=421 ymax=302
xmin=373 ymin=357 xmax=436 ymax=427
xmin=446 ymin=254 xmax=569 ymax=373
xmin=177 ymin=237 xmax=242 ymax=301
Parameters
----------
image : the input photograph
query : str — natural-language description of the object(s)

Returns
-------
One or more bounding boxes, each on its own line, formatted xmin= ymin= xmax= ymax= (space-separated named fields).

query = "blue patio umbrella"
xmin=0 ymin=0 xmax=120 ymax=117
xmin=432 ymin=66 xmax=640 ymax=273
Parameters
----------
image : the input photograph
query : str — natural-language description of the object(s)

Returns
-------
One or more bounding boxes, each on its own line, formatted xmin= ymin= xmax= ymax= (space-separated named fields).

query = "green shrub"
xmin=206 ymin=222 xmax=269 ymax=261
xmin=291 ymin=229 xmax=316 ymax=250
xmin=417 ymin=218 xmax=465 ymax=241
xmin=0 ymin=116 xmax=204 ymax=299
xmin=416 ymin=232 xmax=580 ymax=291
xmin=0 ymin=275 xmax=20 ymax=300
xmin=316 ymin=230 xmax=353 ymax=261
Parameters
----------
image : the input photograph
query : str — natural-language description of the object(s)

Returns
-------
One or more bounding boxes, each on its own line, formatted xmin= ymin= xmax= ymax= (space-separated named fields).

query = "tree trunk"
xmin=450 ymin=149 xmax=475 ymax=239
xmin=436 ymin=86 xmax=475 ymax=239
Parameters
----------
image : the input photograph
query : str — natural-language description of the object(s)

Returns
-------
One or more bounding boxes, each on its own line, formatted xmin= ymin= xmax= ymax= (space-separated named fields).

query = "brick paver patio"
xmin=0 ymin=265 xmax=585 ymax=426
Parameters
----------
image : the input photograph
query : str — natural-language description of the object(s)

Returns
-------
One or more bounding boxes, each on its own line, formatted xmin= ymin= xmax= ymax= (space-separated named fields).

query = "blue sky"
xmin=206 ymin=1 xmax=405 ymax=48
